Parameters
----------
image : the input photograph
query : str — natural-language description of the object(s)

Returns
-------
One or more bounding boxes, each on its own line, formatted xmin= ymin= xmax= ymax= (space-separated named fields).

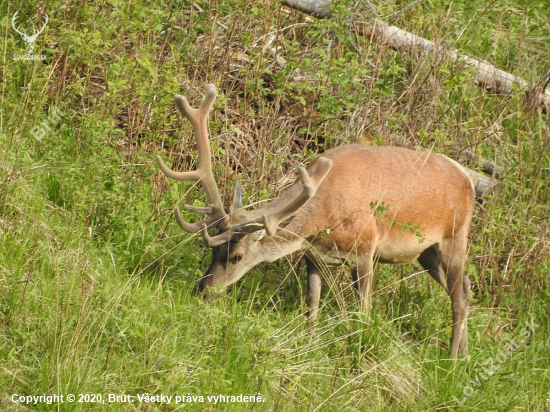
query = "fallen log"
xmin=282 ymin=0 xmax=550 ymax=112
xmin=464 ymin=168 xmax=501 ymax=201
xmin=283 ymin=0 xmax=332 ymax=18
xmin=462 ymin=150 xmax=504 ymax=178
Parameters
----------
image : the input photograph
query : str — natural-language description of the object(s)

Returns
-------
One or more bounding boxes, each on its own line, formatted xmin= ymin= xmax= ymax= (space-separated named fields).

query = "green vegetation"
xmin=1 ymin=0 xmax=549 ymax=410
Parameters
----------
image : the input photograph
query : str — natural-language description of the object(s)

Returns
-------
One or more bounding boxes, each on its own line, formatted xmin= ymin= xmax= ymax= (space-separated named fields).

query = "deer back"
xmin=285 ymin=144 xmax=475 ymax=265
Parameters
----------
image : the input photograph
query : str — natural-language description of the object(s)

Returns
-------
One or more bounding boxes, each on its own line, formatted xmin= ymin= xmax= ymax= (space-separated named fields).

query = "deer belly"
xmin=376 ymin=239 xmax=434 ymax=264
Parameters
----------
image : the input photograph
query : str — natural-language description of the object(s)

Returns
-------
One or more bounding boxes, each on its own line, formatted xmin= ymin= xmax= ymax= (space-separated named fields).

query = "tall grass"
xmin=1 ymin=0 xmax=549 ymax=410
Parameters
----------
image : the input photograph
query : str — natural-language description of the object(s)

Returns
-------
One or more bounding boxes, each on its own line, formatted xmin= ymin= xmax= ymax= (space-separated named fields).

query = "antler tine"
xmin=36 ymin=14 xmax=48 ymax=36
xmin=156 ymin=84 xmax=228 ymax=233
xmin=174 ymin=206 xmax=226 ymax=234
xmin=11 ymin=12 xmax=26 ymax=36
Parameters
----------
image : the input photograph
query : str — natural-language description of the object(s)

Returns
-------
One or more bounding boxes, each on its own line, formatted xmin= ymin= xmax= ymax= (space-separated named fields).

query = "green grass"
xmin=1 ymin=0 xmax=550 ymax=410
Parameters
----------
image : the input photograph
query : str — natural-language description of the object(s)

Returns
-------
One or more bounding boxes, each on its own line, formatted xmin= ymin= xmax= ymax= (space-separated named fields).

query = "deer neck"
xmin=258 ymin=211 xmax=318 ymax=262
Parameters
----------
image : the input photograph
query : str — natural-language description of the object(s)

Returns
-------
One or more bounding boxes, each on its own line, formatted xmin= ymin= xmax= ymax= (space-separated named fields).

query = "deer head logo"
xmin=11 ymin=11 xmax=48 ymax=54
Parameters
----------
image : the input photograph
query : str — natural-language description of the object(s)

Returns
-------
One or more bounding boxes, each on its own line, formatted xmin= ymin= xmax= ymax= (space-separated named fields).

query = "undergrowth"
xmin=1 ymin=0 xmax=549 ymax=410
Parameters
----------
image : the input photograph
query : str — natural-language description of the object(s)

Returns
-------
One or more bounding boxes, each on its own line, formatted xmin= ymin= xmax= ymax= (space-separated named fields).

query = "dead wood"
xmin=281 ymin=0 xmax=550 ymax=113
xmin=464 ymin=168 xmax=501 ymax=201
xmin=461 ymin=150 xmax=504 ymax=179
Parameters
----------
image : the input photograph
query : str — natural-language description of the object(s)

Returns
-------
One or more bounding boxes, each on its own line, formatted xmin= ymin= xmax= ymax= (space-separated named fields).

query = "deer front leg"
xmin=305 ymin=257 xmax=322 ymax=320
xmin=352 ymin=255 xmax=374 ymax=317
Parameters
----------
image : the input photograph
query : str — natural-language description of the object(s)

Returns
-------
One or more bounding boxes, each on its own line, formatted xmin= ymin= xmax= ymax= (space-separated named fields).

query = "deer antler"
xmin=202 ymin=157 xmax=333 ymax=245
xmin=159 ymin=84 xmax=333 ymax=245
xmin=33 ymin=13 xmax=48 ymax=37
xmin=260 ymin=157 xmax=333 ymax=236
xmin=11 ymin=12 xmax=26 ymax=37
xmin=156 ymin=84 xmax=229 ymax=233
xmin=11 ymin=12 xmax=48 ymax=38
xmin=11 ymin=12 xmax=48 ymax=53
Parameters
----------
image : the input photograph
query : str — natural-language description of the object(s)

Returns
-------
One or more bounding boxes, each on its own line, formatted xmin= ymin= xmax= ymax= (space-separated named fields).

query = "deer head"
xmin=158 ymin=84 xmax=475 ymax=359
xmin=12 ymin=11 xmax=48 ymax=54
xmin=156 ymin=84 xmax=333 ymax=290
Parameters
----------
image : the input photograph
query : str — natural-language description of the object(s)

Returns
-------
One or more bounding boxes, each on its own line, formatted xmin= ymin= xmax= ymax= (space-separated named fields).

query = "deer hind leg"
xmin=305 ymin=257 xmax=322 ymax=321
xmin=459 ymin=273 xmax=471 ymax=354
xmin=439 ymin=233 xmax=470 ymax=359
xmin=351 ymin=253 xmax=374 ymax=317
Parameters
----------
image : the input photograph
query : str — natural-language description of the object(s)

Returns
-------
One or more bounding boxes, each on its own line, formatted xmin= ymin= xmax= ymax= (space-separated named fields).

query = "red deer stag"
xmin=156 ymin=84 xmax=475 ymax=358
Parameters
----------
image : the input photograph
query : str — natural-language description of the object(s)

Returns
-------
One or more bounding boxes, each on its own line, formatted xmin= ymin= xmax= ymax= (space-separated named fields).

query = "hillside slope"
xmin=1 ymin=0 xmax=549 ymax=410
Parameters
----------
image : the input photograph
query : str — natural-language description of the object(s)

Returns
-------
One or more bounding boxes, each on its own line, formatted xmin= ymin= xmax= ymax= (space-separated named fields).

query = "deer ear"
xmin=230 ymin=178 xmax=243 ymax=213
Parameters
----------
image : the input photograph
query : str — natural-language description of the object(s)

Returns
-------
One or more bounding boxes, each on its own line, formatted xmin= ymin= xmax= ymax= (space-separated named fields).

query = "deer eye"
xmin=229 ymin=252 xmax=244 ymax=263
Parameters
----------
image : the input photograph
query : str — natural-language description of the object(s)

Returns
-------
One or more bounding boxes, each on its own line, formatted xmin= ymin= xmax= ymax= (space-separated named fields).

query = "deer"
xmin=156 ymin=84 xmax=476 ymax=359
xmin=11 ymin=11 xmax=48 ymax=54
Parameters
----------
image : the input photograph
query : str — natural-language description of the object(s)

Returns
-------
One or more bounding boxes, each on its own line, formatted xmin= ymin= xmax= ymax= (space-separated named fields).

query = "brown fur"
xmin=157 ymin=86 xmax=475 ymax=359
xmin=199 ymin=145 xmax=475 ymax=359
